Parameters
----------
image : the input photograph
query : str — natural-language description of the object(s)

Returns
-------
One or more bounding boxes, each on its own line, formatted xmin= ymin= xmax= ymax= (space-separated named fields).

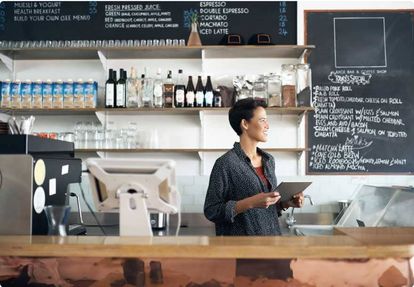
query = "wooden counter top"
xmin=0 ymin=228 xmax=413 ymax=259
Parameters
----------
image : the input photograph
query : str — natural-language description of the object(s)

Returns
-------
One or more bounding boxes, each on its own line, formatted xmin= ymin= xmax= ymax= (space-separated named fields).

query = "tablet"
xmin=275 ymin=182 xmax=312 ymax=202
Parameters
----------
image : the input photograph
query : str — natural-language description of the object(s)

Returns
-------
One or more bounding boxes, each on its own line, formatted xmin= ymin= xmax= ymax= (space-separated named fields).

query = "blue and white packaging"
xmin=21 ymin=80 xmax=32 ymax=108
xmin=73 ymin=78 xmax=84 ymax=108
xmin=84 ymin=79 xmax=97 ymax=108
xmin=53 ymin=79 xmax=64 ymax=108
xmin=0 ymin=79 xmax=11 ymax=108
xmin=32 ymin=80 xmax=43 ymax=108
xmin=63 ymin=79 xmax=74 ymax=108
xmin=42 ymin=79 xmax=53 ymax=108
xmin=11 ymin=80 xmax=22 ymax=108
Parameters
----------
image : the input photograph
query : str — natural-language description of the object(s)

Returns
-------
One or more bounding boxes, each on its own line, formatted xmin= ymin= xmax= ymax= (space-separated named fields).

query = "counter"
xmin=1 ymin=227 xmax=414 ymax=259
xmin=0 ymin=228 xmax=413 ymax=286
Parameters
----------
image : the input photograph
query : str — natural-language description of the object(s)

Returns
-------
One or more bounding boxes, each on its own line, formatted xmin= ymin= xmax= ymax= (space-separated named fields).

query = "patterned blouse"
xmin=204 ymin=142 xmax=282 ymax=236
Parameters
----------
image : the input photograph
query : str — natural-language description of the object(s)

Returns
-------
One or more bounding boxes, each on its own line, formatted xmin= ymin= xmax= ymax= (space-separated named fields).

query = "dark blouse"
xmin=204 ymin=142 xmax=282 ymax=236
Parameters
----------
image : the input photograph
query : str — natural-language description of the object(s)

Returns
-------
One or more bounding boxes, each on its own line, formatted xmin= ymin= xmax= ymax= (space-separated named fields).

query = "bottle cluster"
xmin=0 ymin=78 xmax=98 ymax=109
xmin=105 ymin=68 xmax=222 ymax=108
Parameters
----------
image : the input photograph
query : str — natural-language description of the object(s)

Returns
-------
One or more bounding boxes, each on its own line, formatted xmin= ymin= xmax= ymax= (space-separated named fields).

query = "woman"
xmin=204 ymin=98 xmax=304 ymax=236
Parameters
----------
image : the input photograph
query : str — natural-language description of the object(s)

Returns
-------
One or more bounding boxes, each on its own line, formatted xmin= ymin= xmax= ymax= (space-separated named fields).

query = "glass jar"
xmin=281 ymin=64 xmax=296 ymax=107
xmin=267 ymin=74 xmax=282 ymax=107
xmin=252 ymin=75 xmax=267 ymax=105
xmin=296 ymin=63 xmax=312 ymax=107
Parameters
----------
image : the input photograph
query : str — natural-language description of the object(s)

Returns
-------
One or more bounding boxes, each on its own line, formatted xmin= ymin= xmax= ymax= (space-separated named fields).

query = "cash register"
xmin=0 ymin=135 xmax=82 ymax=235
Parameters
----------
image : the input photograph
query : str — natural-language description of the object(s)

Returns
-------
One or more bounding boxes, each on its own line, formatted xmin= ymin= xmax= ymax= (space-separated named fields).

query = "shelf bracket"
xmin=97 ymin=50 xmax=108 ymax=71
xmin=97 ymin=151 xmax=108 ymax=159
xmin=201 ymin=48 xmax=206 ymax=74
xmin=300 ymin=48 xmax=311 ymax=64
xmin=199 ymin=110 xmax=205 ymax=149
xmin=197 ymin=151 xmax=204 ymax=160
xmin=0 ymin=52 xmax=13 ymax=72
xmin=95 ymin=110 xmax=106 ymax=126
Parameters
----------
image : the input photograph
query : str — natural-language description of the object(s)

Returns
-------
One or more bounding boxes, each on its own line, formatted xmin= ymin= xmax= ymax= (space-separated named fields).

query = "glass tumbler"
xmin=44 ymin=205 xmax=71 ymax=236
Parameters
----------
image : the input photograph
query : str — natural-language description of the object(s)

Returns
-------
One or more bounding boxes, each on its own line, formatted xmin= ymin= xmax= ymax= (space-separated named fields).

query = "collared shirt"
xmin=204 ymin=142 xmax=282 ymax=236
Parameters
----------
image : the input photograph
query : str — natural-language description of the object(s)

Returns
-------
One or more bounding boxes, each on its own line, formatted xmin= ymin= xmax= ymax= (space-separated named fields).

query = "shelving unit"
xmin=75 ymin=147 xmax=309 ymax=153
xmin=0 ymin=45 xmax=314 ymax=61
xmin=0 ymin=44 xmax=314 ymax=176
xmin=1 ymin=106 xmax=314 ymax=116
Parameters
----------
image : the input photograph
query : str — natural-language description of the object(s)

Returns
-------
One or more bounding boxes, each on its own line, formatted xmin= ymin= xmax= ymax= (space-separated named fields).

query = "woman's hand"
xmin=249 ymin=191 xmax=281 ymax=209
xmin=235 ymin=192 xmax=281 ymax=216
xmin=283 ymin=192 xmax=304 ymax=209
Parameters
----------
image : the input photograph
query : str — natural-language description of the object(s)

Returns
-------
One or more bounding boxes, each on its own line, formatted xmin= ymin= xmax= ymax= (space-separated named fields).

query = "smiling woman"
xmin=203 ymin=99 xmax=304 ymax=236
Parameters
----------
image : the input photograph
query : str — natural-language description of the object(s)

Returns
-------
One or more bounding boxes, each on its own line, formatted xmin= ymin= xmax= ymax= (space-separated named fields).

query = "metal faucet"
xmin=286 ymin=194 xmax=314 ymax=228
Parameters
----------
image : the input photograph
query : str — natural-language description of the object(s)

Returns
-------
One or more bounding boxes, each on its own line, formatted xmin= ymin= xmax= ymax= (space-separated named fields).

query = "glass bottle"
xmin=267 ymin=74 xmax=282 ymax=107
xmin=213 ymin=88 xmax=222 ymax=107
xmin=163 ymin=70 xmax=174 ymax=108
xmin=185 ymin=76 xmax=195 ymax=107
xmin=127 ymin=67 xmax=140 ymax=108
xmin=252 ymin=75 xmax=267 ymax=105
xmin=204 ymin=76 xmax=214 ymax=107
xmin=281 ymin=64 xmax=297 ymax=107
xmin=195 ymin=76 xmax=204 ymax=107
xmin=105 ymin=69 xmax=116 ymax=108
xmin=142 ymin=74 xmax=154 ymax=108
xmin=296 ymin=63 xmax=312 ymax=107
xmin=116 ymin=69 xmax=126 ymax=108
xmin=153 ymin=68 xmax=163 ymax=108
xmin=174 ymin=69 xmax=185 ymax=108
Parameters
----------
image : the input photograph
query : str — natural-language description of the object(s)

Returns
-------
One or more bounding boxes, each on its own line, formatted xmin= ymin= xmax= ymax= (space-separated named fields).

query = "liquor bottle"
xmin=174 ymin=69 xmax=185 ymax=108
xmin=116 ymin=69 xmax=126 ymax=108
xmin=185 ymin=76 xmax=195 ymax=108
xmin=105 ymin=69 xmax=116 ymax=108
xmin=142 ymin=68 xmax=154 ymax=108
xmin=195 ymin=76 xmax=204 ymax=107
xmin=213 ymin=88 xmax=222 ymax=107
xmin=204 ymin=76 xmax=214 ymax=107
xmin=153 ymin=68 xmax=163 ymax=108
xmin=163 ymin=70 xmax=174 ymax=108
xmin=127 ymin=67 xmax=140 ymax=108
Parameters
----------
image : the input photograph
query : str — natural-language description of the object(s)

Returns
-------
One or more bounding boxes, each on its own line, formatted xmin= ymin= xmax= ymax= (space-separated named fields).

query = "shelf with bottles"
xmin=0 ymin=45 xmax=314 ymax=61
xmin=0 ymin=107 xmax=314 ymax=116
xmin=75 ymin=147 xmax=309 ymax=153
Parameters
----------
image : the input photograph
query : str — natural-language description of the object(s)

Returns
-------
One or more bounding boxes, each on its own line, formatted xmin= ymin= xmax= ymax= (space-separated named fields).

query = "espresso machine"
xmin=0 ymin=135 xmax=82 ymax=235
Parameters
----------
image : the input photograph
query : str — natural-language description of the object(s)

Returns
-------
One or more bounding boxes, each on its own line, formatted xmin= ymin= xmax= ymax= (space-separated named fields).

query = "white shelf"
xmin=0 ymin=45 xmax=314 ymax=60
xmin=75 ymin=148 xmax=308 ymax=153
xmin=1 ymin=107 xmax=314 ymax=116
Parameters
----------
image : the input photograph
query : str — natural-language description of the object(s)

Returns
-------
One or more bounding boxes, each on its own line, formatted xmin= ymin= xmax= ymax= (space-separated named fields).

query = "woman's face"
xmin=242 ymin=106 xmax=269 ymax=142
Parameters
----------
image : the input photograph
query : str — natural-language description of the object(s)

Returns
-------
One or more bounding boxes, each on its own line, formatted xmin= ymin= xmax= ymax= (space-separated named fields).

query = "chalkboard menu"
xmin=0 ymin=1 xmax=296 ymax=45
xmin=306 ymin=11 xmax=414 ymax=173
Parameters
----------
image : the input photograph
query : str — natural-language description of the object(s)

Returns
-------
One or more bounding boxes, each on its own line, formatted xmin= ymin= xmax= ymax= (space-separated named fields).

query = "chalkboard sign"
xmin=306 ymin=11 xmax=414 ymax=173
xmin=0 ymin=1 xmax=296 ymax=45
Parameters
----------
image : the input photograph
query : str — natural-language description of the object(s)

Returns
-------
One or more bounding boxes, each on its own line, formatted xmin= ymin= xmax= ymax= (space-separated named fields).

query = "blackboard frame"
xmin=304 ymin=9 xmax=414 ymax=175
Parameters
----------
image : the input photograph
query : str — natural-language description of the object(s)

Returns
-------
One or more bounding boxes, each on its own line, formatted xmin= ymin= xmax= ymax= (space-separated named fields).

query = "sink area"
xmin=290 ymin=224 xmax=335 ymax=236
xmin=279 ymin=212 xmax=336 ymax=235
xmin=279 ymin=213 xmax=338 ymax=236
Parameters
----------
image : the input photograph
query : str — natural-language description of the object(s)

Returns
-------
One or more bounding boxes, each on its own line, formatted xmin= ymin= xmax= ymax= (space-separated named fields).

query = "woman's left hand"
xmin=286 ymin=192 xmax=304 ymax=208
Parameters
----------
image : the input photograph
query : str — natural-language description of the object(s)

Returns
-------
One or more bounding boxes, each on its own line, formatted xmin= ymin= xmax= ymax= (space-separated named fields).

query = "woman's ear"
xmin=240 ymin=119 xmax=248 ymax=132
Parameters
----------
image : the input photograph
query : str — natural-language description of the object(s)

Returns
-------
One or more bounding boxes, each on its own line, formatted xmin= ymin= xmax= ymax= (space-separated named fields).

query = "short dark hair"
xmin=228 ymin=98 xmax=267 ymax=136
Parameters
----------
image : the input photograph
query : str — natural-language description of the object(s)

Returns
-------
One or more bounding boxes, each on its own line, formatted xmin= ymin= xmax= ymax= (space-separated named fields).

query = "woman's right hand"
xmin=249 ymin=191 xmax=281 ymax=209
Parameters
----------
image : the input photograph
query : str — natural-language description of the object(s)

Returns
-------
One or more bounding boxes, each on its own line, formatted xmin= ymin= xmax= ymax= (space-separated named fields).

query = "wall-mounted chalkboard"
xmin=0 ymin=1 xmax=296 ymax=45
xmin=306 ymin=11 xmax=414 ymax=174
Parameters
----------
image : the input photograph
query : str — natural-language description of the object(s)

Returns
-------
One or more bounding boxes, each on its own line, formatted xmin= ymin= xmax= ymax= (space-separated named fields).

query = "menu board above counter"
xmin=306 ymin=11 xmax=414 ymax=174
xmin=0 ymin=1 xmax=297 ymax=45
